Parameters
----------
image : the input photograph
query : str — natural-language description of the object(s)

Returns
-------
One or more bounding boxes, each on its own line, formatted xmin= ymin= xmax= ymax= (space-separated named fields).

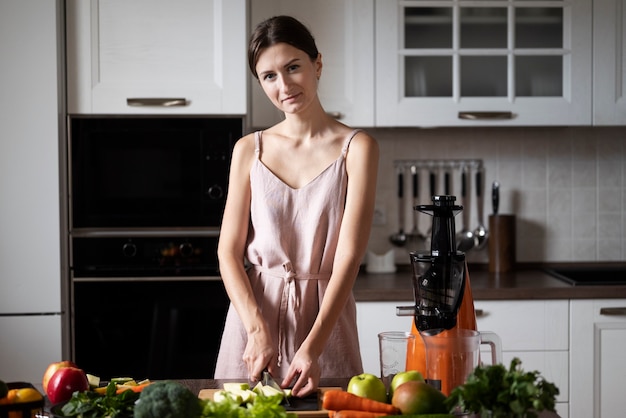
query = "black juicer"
xmin=410 ymin=195 xmax=466 ymax=335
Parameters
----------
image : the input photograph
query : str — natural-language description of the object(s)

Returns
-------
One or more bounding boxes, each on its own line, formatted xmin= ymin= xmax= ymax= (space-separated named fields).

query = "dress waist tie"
xmin=251 ymin=262 xmax=328 ymax=367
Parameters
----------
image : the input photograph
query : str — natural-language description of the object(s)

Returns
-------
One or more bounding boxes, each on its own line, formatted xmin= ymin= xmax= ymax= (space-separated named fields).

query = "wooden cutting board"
xmin=198 ymin=386 xmax=341 ymax=417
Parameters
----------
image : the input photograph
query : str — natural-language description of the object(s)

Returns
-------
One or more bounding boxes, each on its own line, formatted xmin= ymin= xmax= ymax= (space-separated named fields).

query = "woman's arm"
xmin=217 ymin=133 xmax=274 ymax=381
xmin=284 ymin=130 xmax=380 ymax=396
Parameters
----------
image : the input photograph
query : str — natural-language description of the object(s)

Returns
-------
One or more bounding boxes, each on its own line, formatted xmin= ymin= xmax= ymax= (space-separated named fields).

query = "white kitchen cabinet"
xmin=249 ymin=0 xmax=375 ymax=129
xmin=474 ymin=300 xmax=569 ymax=418
xmin=66 ymin=0 xmax=246 ymax=115
xmin=570 ymin=299 xmax=626 ymax=418
xmin=375 ymin=0 xmax=592 ymax=127
xmin=593 ymin=0 xmax=626 ymax=125
xmin=0 ymin=0 xmax=63 ymax=385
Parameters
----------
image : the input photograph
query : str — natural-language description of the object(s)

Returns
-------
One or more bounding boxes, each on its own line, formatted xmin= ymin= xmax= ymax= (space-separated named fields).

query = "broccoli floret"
xmin=134 ymin=380 xmax=202 ymax=418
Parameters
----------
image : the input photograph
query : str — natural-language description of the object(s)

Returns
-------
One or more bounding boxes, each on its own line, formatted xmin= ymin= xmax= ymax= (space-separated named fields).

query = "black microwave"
xmin=69 ymin=116 xmax=242 ymax=229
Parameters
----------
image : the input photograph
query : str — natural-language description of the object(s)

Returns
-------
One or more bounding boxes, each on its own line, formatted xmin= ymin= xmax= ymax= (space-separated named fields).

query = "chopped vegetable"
xmin=116 ymin=381 xmax=152 ymax=395
xmin=252 ymin=381 xmax=285 ymax=401
xmin=201 ymin=391 xmax=297 ymax=418
xmin=86 ymin=374 xmax=100 ymax=388
xmin=445 ymin=357 xmax=559 ymax=418
xmin=322 ymin=390 xmax=400 ymax=415
xmin=222 ymin=382 xmax=250 ymax=392
xmin=110 ymin=377 xmax=134 ymax=384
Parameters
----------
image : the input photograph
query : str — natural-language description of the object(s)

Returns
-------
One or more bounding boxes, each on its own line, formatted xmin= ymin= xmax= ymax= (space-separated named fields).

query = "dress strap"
xmin=341 ymin=129 xmax=362 ymax=157
xmin=254 ymin=131 xmax=262 ymax=158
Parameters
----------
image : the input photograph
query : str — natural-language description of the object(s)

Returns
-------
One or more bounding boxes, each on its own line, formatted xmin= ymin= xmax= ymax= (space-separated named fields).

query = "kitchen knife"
xmin=263 ymin=369 xmax=290 ymax=406
xmin=429 ymin=170 xmax=436 ymax=198
xmin=410 ymin=165 xmax=422 ymax=238
xmin=492 ymin=181 xmax=500 ymax=215
xmin=412 ymin=165 xmax=418 ymax=203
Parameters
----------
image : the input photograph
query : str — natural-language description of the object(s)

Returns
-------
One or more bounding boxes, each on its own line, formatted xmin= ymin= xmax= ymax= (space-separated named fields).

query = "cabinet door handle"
xmin=475 ymin=309 xmax=485 ymax=317
xmin=600 ymin=307 xmax=626 ymax=316
xmin=126 ymin=98 xmax=189 ymax=107
xmin=458 ymin=111 xmax=513 ymax=120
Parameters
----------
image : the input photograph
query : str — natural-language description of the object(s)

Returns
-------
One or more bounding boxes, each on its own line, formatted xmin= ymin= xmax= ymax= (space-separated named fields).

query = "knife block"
xmin=488 ymin=214 xmax=516 ymax=273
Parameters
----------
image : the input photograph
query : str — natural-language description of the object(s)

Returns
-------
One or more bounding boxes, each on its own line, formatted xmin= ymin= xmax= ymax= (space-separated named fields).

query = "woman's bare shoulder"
xmin=225 ymin=133 xmax=258 ymax=180
xmin=348 ymin=129 xmax=379 ymax=155
xmin=231 ymin=132 xmax=257 ymax=162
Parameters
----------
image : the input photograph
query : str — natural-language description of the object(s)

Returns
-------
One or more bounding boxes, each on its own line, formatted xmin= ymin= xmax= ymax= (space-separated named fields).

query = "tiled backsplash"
xmin=366 ymin=126 xmax=625 ymax=264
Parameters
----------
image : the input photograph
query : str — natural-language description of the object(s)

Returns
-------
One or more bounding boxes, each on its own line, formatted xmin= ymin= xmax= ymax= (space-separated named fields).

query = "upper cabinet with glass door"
xmin=375 ymin=0 xmax=592 ymax=127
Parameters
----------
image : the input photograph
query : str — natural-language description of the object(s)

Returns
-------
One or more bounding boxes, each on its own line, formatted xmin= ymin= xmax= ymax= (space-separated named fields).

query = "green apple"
xmin=389 ymin=370 xmax=424 ymax=397
xmin=347 ymin=373 xmax=387 ymax=403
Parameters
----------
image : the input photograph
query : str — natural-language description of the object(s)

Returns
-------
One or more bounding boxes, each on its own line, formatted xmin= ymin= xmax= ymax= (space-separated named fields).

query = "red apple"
xmin=346 ymin=373 xmax=387 ymax=403
xmin=42 ymin=360 xmax=77 ymax=393
xmin=46 ymin=366 xmax=89 ymax=404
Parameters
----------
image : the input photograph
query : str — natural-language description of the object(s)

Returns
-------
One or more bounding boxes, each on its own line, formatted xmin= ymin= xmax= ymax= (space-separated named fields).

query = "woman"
xmin=214 ymin=15 xmax=379 ymax=397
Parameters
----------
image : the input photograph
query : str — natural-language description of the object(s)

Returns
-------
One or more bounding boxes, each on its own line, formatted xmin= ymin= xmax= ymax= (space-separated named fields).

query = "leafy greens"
xmin=445 ymin=357 xmax=560 ymax=418
xmin=61 ymin=381 xmax=139 ymax=417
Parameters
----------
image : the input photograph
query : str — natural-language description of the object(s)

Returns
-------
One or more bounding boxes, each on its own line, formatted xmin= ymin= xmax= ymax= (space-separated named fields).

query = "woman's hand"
xmin=282 ymin=349 xmax=321 ymax=397
xmin=243 ymin=327 xmax=274 ymax=382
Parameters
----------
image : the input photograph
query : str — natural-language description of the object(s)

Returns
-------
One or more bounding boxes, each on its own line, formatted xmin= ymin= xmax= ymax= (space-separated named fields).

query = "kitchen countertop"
xmin=179 ymin=379 xmax=561 ymax=418
xmin=353 ymin=263 xmax=626 ymax=301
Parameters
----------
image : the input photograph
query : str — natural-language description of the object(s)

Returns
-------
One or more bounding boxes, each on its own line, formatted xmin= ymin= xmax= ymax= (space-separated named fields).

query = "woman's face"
xmin=255 ymin=42 xmax=322 ymax=115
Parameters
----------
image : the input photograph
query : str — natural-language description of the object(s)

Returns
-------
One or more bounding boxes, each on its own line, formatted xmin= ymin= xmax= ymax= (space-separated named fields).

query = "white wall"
xmin=367 ymin=126 xmax=626 ymax=263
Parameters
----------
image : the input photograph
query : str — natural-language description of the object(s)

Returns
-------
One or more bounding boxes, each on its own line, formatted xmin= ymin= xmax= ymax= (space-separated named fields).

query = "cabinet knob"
xmin=126 ymin=98 xmax=189 ymax=107
xmin=122 ymin=242 xmax=137 ymax=258
xmin=207 ymin=185 xmax=224 ymax=200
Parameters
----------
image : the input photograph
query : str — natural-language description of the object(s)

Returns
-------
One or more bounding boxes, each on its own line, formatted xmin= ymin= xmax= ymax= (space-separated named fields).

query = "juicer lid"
xmin=415 ymin=195 xmax=462 ymax=217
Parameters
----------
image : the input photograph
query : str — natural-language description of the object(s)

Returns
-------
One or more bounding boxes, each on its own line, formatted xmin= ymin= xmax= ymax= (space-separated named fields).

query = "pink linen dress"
xmin=214 ymin=129 xmax=364 ymax=380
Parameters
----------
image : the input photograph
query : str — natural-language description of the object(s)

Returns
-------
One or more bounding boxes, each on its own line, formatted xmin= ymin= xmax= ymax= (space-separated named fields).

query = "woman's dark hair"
xmin=248 ymin=15 xmax=319 ymax=79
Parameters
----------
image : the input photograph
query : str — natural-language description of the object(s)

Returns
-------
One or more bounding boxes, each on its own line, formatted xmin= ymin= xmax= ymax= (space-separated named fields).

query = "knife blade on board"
xmin=263 ymin=369 xmax=291 ymax=406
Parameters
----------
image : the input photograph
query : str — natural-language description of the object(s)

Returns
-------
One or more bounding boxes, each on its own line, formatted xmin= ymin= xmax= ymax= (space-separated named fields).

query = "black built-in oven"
xmin=70 ymin=116 xmax=241 ymax=228
xmin=68 ymin=116 xmax=241 ymax=380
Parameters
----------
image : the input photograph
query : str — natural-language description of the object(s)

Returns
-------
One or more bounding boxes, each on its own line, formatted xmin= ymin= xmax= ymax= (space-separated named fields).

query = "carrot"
xmin=333 ymin=410 xmax=393 ymax=417
xmin=115 ymin=382 xmax=151 ymax=394
xmin=322 ymin=390 xmax=400 ymax=415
